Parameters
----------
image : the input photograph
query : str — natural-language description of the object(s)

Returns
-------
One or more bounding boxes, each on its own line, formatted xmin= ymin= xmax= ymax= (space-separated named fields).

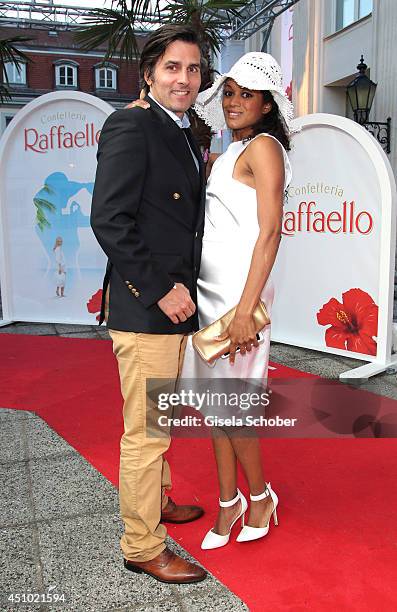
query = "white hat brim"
xmin=193 ymin=70 xmax=294 ymax=133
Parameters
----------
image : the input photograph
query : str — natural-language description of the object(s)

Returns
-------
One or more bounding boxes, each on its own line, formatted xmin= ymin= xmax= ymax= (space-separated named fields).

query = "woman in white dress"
xmin=181 ymin=53 xmax=293 ymax=549
xmin=53 ymin=236 xmax=66 ymax=297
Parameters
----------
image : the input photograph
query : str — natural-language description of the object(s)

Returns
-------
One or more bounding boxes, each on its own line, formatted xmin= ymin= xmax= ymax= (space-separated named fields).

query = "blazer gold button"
xmin=128 ymin=284 xmax=133 ymax=289
xmin=173 ymin=192 xmax=181 ymax=200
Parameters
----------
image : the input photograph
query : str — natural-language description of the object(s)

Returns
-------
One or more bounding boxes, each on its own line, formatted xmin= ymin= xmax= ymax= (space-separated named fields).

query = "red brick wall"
xmin=25 ymin=52 xmax=140 ymax=96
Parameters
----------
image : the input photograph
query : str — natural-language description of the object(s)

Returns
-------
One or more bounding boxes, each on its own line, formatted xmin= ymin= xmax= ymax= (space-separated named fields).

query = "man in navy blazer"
xmin=91 ymin=25 xmax=206 ymax=584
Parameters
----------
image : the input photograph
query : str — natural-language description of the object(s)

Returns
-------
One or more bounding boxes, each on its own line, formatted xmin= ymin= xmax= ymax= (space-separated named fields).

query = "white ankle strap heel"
xmin=219 ymin=491 xmax=240 ymax=507
xmin=201 ymin=489 xmax=248 ymax=550
xmin=250 ymin=488 xmax=270 ymax=501
xmin=237 ymin=483 xmax=278 ymax=543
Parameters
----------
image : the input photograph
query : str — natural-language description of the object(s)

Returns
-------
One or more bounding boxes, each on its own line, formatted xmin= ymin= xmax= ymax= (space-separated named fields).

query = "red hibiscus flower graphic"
xmin=87 ymin=289 xmax=103 ymax=321
xmin=317 ymin=288 xmax=378 ymax=356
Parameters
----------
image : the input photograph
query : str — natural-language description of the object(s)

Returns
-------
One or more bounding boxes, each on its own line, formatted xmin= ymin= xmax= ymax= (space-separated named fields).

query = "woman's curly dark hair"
xmin=250 ymin=91 xmax=291 ymax=151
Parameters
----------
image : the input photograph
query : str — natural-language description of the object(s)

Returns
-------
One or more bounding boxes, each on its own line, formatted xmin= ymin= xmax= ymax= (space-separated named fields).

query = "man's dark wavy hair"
xmin=139 ymin=24 xmax=202 ymax=95
xmin=250 ymin=91 xmax=291 ymax=151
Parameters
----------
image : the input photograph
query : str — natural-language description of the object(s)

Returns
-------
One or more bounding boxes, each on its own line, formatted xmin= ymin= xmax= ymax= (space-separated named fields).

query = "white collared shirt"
xmin=148 ymin=92 xmax=191 ymax=128
xmin=148 ymin=92 xmax=199 ymax=171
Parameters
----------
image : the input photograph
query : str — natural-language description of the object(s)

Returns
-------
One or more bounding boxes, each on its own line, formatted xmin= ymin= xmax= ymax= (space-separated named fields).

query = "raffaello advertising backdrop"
xmin=0 ymin=92 xmax=113 ymax=324
xmin=271 ymin=114 xmax=391 ymax=360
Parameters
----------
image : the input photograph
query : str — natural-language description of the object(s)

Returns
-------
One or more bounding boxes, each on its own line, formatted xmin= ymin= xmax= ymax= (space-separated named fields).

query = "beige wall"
xmin=289 ymin=0 xmax=320 ymax=116
xmin=267 ymin=0 xmax=395 ymax=173
xmin=323 ymin=18 xmax=372 ymax=86
xmin=267 ymin=14 xmax=282 ymax=63
xmin=371 ymin=0 xmax=397 ymax=171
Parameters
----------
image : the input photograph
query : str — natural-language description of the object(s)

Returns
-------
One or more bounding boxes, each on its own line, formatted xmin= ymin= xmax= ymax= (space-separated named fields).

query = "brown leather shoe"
xmin=124 ymin=547 xmax=207 ymax=584
xmin=161 ymin=497 xmax=204 ymax=524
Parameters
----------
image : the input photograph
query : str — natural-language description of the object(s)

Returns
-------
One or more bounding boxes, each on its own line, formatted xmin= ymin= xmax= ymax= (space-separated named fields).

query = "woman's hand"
xmin=217 ymin=313 xmax=259 ymax=364
xmin=125 ymin=89 xmax=150 ymax=110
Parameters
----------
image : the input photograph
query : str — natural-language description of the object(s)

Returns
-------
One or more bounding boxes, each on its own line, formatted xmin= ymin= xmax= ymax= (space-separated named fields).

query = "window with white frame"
xmin=336 ymin=0 xmax=373 ymax=31
xmin=3 ymin=62 xmax=26 ymax=85
xmin=359 ymin=0 xmax=373 ymax=19
xmin=55 ymin=63 xmax=78 ymax=88
xmin=95 ymin=66 xmax=117 ymax=90
xmin=0 ymin=112 xmax=17 ymax=137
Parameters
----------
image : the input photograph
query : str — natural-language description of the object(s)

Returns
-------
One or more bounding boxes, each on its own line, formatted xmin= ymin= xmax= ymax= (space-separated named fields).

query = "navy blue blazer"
xmin=91 ymin=97 xmax=206 ymax=333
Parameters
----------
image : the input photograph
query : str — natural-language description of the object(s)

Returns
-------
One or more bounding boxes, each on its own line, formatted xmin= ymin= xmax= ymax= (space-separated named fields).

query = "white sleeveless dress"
xmin=181 ymin=133 xmax=292 ymax=383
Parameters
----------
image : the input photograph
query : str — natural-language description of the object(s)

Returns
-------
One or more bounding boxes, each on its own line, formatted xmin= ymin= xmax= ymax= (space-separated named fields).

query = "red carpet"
xmin=1 ymin=333 xmax=397 ymax=611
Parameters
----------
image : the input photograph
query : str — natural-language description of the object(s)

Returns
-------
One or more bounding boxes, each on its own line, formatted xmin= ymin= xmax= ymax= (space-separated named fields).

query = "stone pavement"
xmin=0 ymin=321 xmax=396 ymax=611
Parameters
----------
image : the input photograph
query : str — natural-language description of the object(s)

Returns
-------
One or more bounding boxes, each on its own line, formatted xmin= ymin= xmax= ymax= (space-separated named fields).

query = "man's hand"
xmin=157 ymin=283 xmax=196 ymax=324
xmin=125 ymin=89 xmax=150 ymax=110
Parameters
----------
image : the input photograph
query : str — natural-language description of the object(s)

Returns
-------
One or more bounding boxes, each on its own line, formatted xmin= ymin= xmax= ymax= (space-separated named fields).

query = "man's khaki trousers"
xmin=109 ymin=330 xmax=187 ymax=562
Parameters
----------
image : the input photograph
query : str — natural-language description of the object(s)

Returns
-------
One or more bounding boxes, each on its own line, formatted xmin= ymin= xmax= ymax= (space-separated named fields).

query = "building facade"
xmin=255 ymin=0 xmax=397 ymax=310
xmin=0 ymin=23 xmax=141 ymax=136
xmin=216 ymin=1 xmax=396 ymax=172
xmin=266 ymin=0 xmax=396 ymax=175
xmin=269 ymin=0 xmax=397 ymax=303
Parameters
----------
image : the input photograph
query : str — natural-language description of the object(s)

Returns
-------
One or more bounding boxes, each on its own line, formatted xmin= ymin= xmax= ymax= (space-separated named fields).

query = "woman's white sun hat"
xmin=194 ymin=52 xmax=294 ymax=132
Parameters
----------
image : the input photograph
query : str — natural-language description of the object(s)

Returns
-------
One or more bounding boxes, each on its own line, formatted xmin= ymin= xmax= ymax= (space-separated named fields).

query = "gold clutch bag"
xmin=192 ymin=300 xmax=270 ymax=364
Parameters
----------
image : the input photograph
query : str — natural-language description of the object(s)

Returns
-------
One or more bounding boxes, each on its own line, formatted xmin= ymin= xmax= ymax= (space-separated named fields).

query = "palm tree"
xmin=0 ymin=36 xmax=32 ymax=102
xmin=34 ymin=183 xmax=56 ymax=231
xmin=164 ymin=1 xmax=245 ymax=89
xmin=75 ymin=0 xmax=247 ymax=150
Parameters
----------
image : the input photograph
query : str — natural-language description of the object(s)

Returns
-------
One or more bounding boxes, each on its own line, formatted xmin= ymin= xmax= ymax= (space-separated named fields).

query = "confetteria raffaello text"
xmin=24 ymin=123 xmax=101 ymax=154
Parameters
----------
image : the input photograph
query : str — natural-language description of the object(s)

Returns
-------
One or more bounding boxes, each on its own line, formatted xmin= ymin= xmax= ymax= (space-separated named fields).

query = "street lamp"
xmin=347 ymin=55 xmax=391 ymax=154
xmin=347 ymin=56 xmax=376 ymax=124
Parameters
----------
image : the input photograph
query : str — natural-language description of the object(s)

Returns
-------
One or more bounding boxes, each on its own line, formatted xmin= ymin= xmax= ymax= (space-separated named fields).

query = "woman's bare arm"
xmin=223 ymin=136 xmax=285 ymax=362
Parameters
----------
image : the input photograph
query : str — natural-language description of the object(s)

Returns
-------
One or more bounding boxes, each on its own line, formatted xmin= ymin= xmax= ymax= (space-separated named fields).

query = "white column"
xmin=371 ymin=0 xmax=397 ymax=174
xmin=292 ymin=0 xmax=323 ymax=117
xmin=365 ymin=0 xmax=397 ymax=304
